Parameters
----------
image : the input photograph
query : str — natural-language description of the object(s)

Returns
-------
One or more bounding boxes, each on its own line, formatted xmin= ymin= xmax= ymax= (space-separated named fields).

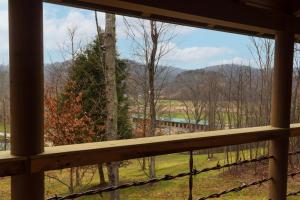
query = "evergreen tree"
xmin=67 ymin=37 xmax=132 ymax=141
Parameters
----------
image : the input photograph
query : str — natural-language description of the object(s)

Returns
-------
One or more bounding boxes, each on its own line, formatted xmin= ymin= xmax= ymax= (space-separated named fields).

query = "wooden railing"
xmin=1 ymin=123 xmax=299 ymax=178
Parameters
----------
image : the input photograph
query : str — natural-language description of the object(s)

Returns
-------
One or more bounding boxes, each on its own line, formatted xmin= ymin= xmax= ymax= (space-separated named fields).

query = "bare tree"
xmin=289 ymin=44 xmax=300 ymax=167
xmin=45 ymin=26 xmax=81 ymax=96
xmin=104 ymin=13 xmax=120 ymax=200
xmin=248 ymin=38 xmax=274 ymax=167
xmin=249 ymin=37 xmax=274 ymax=126
xmin=124 ymin=18 xmax=176 ymax=178
xmin=0 ymin=65 xmax=9 ymax=146
xmin=2 ymin=99 xmax=7 ymax=150
xmin=176 ymin=70 xmax=206 ymax=132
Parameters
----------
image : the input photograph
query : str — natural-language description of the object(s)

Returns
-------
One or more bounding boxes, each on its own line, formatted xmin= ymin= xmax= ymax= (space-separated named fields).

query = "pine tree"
xmin=67 ymin=37 xmax=132 ymax=141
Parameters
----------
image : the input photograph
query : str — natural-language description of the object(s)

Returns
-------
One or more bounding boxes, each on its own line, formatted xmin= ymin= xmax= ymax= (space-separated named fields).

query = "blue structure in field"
xmin=132 ymin=115 xmax=208 ymax=130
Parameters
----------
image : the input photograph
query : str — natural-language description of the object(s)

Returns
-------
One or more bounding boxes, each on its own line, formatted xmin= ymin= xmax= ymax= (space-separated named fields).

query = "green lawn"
xmin=157 ymin=99 xmax=182 ymax=106
xmin=159 ymin=112 xmax=188 ymax=119
xmin=1 ymin=151 xmax=299 ymax=200
xmin=0 ymin=123 xmax=9 ymax=132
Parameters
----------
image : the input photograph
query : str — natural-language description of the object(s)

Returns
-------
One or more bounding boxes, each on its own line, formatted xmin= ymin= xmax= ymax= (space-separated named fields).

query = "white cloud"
xmin=44 ymin=11 xmax=198 ymax=62
xmin=209 ymin=57 xmax=253 ymax=66
xmin=160 ymin=42 xmax=232 ymax=67
xmin=0 ymin=4 xmax=226 ymax=66
xmin=0 ymin=8 xmax=136 ymax=62
xmin=44 ymin=11 xmax=102 ymax=52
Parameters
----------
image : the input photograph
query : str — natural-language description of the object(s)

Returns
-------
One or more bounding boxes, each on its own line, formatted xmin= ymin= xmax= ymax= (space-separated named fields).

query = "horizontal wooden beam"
xmin=292 ymin=0 xmax=300 ymax=14
xmin=1 ymin=125 xmax=299 ymax=177
xmin=289 ymin=123 xmax=300 ymax=136
xmin=45 ymin=0 xmax=289 ymax=38
xmin=241 ymin=0 xmax=282 ymax=11
xmin=30 ymin=126 xmax=285 ymax=173
xmin=0 ymin=151 xmax=26 ymax=177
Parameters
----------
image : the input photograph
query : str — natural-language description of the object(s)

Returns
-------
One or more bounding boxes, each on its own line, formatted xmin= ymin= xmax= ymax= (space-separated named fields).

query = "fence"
xmin=132 ymin=117 xmax=208 ymax=131
xmin=0 ymin=124 xmax=300 ymax=199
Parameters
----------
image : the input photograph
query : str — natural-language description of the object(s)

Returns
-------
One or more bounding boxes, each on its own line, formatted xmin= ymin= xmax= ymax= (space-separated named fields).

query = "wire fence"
xmin=289 ymin=150 xmax=300 ymax=156
xmin=47 ymin=149 xmax=300 ymax=200
xmin=287 ymin=164 xmax=300 ymax=198
xmin=48 ymin=154 xmax=274 ymax=200
xmin=287 ymin=190 xmax=300 ymax=197
xmin=198 ymin=177 xmax=272 ymax=200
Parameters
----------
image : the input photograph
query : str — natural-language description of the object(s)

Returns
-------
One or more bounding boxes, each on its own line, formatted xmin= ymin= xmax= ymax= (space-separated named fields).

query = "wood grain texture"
xmin=30 ymin=126 xmax=285 ymax=173
xmin=0 ymin=125 xmax=299 ymax=177
xmin=45 ymin=0 xmax=287 ymax=38
xmin=0 ymin=151 xmax=26 ymax=177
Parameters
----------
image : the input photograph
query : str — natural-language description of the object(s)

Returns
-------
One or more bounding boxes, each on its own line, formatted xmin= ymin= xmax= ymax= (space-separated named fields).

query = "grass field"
xmin=0 ymin=123 xmax=9 ymax=132
xmin=1 ymin=152 xmax=299 ymax=200
xmin=159 ymin=112 xmax=188 ymax=119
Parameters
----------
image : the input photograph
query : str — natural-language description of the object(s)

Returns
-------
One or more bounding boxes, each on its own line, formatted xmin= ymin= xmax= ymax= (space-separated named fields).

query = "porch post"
xmin=9 ymin=0 xmax=44 ymax=199
xmin=269 ymin=19 xmax=294 ymax=200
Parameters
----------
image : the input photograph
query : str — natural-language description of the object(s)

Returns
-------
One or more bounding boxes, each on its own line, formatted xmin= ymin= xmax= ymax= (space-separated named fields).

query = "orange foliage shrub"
xmin=44 ymin=83 xmax=96 ymax=146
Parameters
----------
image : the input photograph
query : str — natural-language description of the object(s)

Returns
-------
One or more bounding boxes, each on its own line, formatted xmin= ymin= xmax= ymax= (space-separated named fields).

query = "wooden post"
xmin=9 ymin=0 xmax=44 ymax=200
xmin=269 ymin=19 xmax=294 ymax=200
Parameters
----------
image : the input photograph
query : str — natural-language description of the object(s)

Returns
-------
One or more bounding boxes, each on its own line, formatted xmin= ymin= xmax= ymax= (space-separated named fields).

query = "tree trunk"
xmin=148 ymin=21 xmax=158 ymax=179
xmin=2 ymin=99 xmax=7 ymax=150
xmin=107 ymin=162 xmax=120 ymax=199
xmin=292 ymin=71 xmax=300 ymax=122
xmin=105 ymin=13 xmax=120 ymax=200
xmin=98 ymin=163 xmax=106 ymax=186
xmin=75 ymin=167 xmax=81 ymax=187
xmin=70 ymin=168 xmax=74 ymax=193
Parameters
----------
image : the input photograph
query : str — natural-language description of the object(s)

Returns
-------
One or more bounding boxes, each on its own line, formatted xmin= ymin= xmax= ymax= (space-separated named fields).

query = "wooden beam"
xmin=45 ymin=0 xmax=286 ymax=38
xmin=292 ymin=0 xmax=300 ymax=14
xmin=9 ymin=0 xmax=45 ymax=199
xmin=30 ymin=126 xmax=285 ymax=173
xmin=269 ymin=17 xmax=294 ymax=200
xmin=0 ymin=151 xmax=26 ymax=177
xmin=290 ymin=123 xmax=300 ymax=136
xmin=3 ymin=125 xmax=300 ymax=178
xmin=241 ymin=0 xmax=282 ymax=11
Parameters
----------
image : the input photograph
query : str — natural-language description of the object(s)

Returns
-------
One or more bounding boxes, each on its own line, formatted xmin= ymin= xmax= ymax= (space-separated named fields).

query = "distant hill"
xmin=174 ymin=63 xmax=260 ymax=80
xmin=204 ymin=64 xmax=250 ymax=72
xmin=2 ymin=60 xmax=262 ymax=101
xmin=63 ymin=60 xmax=259 ymax=100
xmin=164 ymin=64 xmax=261 ymax=99
xmin=203 ymin=64 xmax=260 ymax=77
xmin=124 ymin=59 xmax=185 ymax=82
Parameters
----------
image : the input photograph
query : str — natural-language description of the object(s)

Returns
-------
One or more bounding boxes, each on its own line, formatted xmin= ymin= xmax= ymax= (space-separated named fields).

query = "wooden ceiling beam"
xmin=292 ymin=0 xmax=300 ymax=16
xmin=240 ymin=0 xmax=282 ymax=11
xmin=45 ymin=0 xmax=300 ymax=40
xmin=45 ymin=0 xmax=286 ymax=36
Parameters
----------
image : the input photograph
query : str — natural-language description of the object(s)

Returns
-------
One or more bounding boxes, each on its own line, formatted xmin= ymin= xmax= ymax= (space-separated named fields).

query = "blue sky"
xmin=0 ymin=0 xmax=255 ymax=69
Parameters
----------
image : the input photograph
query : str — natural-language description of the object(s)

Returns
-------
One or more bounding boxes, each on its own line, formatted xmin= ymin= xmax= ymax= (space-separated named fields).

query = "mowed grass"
xmin=2 ymin=151 xmax=300 ymax=200
xmin=0 ymin=123 xmax=9 ymax=132
xmin=159 ymin=112 xmax=188 ymax=119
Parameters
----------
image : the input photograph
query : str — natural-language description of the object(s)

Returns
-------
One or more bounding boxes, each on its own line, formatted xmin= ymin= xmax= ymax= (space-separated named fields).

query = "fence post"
xmin=269 ymin=19 xmax=294 ymax=200
xmin=9 ymin=0 xmax=44 ymax=199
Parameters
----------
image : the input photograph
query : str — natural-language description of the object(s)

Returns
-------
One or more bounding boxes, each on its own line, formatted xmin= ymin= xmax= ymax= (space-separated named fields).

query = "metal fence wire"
xmin=48 ymin=150 xmax=300 ymax=200
xmin=286 ymin=150 xmax=300 ymax=197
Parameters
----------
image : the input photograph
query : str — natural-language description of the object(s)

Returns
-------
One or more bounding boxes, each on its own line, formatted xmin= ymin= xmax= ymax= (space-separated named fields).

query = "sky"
xmin=0 ymin=0 xmax=257 ymax=69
